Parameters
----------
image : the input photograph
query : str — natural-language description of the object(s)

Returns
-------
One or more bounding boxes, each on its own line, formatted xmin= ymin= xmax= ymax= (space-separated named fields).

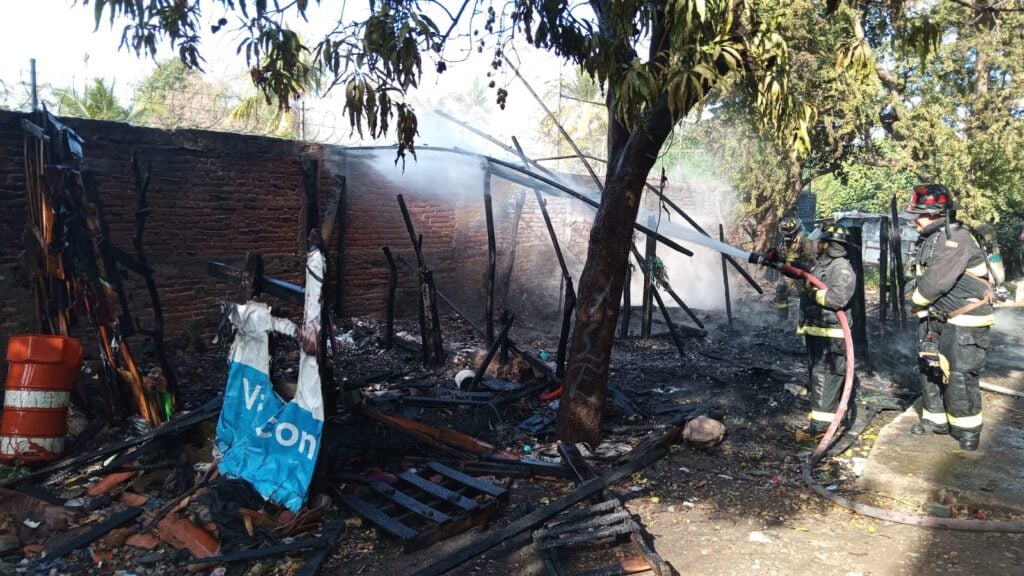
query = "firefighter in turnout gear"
xmin=774 ymin=216 xmax=814 ymax=320
xmin=795 ymin=224 xmax=857 ymax=440
xmin=906 ymin=184 xmax=994 ymax=452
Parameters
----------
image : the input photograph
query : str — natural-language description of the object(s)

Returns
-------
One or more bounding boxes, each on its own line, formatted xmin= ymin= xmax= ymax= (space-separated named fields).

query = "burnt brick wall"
xmin=0 ymin=111 xmax=590 ymax=366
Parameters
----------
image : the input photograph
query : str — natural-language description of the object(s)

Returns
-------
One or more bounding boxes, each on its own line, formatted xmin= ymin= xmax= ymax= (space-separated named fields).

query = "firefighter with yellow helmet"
xmin=906 ymin=184 xmax=994 ymax=451
xmin=795 ymin=223 xmax=857 ymax=440
xmin=774 ymin=216 xmax=815 ymax=320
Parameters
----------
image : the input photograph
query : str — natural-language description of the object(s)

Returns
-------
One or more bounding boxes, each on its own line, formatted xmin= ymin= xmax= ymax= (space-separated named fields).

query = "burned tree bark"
xmin=555 ymin=150 xmax=667 ymax=444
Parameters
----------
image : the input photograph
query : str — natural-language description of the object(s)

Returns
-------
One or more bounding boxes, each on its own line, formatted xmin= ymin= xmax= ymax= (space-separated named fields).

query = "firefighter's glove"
xmin=765 ymin=248 xmax=783 ymax=264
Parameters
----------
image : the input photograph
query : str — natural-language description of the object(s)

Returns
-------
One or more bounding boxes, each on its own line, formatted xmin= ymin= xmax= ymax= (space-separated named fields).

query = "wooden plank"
xmin=368 ymin=480 xmax=452 ymax=523
xmin=339 ymin=494 xmax=418 ymax=540
xmin=399 ymin=471 xmax=479 ymax=511
xmin=426 ymin=462 xmax=507 ymax=498
xmin=43 ymin=507 xmax=143 ymax=559
xmin=296 ymin=519 xmax=347 ymax=576
xmin=411 ymin=449 xmax=666 ymax=576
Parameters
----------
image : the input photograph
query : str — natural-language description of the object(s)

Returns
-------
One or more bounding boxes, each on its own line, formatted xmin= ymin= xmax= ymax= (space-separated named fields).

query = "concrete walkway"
xmin=857 ymin=307 xmax=1024 ymax=515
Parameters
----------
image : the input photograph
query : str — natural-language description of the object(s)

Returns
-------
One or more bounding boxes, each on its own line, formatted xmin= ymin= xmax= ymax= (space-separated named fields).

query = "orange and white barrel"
xmin=0 ymin=335 xmax=83 ymax=461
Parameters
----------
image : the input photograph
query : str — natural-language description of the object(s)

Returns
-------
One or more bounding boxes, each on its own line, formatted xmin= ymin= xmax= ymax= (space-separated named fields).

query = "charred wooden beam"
xmin=647 ymin=184 xmax=762 ymax=294
xmin=531 ymin=189 xmax=575 ymax=377
xmin=300 ymin=158 xmax=320 ymax=248
xmin=846 ymin=226 xmax=869 ymax=361
xmin=382 ymin=246 xmax=398 ymax=351
xmin=43 ymin=507 xmax=143 ymax=559
xmin=484 ymin=171 xmax=497 ymax=346
xmin=411 ymin=448 xmax=667 ymax=576
xmin=185 ymin=528 xmax=334 ymax=568
xmin=397 ymin=194 xmax=445 ymax=366
xmin=322 ymin=176 xmax=347 ymax=316
xmin=487 ymin=160 xmax=693 ymax=257
xmin=661 ymin=283 xmax=705 ymax=330
xmin=620 ymin=260 xmax=632 ymax=339
xmin=642 ymin=216 xmax=657 ymax=337
xmin=468 ymin=312 xmax=515 ymax=391
xmin=719 ymin=224 xmax=733 ymax=328
xmin=889 ymin=195 xmax=907 ymax=331
xmin=296 ymin=518 xmax=347 ymax=576
xmin=395 ymin=253 xmax=555 ymax=384
xmin=358 ymin=406 xmax=517 ymax=461
xmin=653 ymin=287 xmax=687 ymax=357
xmin=879 ymin=216 xmax=890 ymax=332
xmin=497 ymin=191 xmax=526 ymax=316
xmin=130 ymin=152 xmax=178 ymax=402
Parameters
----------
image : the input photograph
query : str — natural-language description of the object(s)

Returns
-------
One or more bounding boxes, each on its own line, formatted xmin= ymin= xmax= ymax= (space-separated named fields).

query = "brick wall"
xmin=0 ymin=111 xmax=591 ymax=365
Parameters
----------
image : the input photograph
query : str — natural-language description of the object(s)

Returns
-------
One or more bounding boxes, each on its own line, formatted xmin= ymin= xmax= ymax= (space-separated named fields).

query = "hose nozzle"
xmin=748 ymin=252 xmax=767 ymax=266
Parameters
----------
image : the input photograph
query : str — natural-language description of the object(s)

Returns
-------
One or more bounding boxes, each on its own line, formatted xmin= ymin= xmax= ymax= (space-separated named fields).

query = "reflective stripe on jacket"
xmin=911 ymin=220 xmax=995 ymax=327
xmin=797 ymin=244 xmax=856 ymax=338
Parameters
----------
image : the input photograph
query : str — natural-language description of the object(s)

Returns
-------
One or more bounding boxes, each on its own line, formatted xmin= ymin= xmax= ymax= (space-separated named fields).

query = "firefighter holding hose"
xmin=792 ymin=224 xmax=858 ymax=441
xmin=905 ymin=184 xmax=994 ymax=451
xmin=774 ymin=216 xmax=815 ymax=320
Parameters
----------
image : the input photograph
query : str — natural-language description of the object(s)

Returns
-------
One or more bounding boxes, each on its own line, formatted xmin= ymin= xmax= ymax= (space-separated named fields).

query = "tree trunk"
xmin=555 ymin=107 xmax=673 ymax=444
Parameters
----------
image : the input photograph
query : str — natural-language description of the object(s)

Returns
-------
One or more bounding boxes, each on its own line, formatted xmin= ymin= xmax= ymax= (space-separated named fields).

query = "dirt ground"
xmin=4 ymin=288 xmax=1022 ymax=576
xmin=321 ymin=293 xmax=1024 ymax=576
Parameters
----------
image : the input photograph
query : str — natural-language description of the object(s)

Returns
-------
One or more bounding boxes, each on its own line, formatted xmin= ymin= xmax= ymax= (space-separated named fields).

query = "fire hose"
xmin=748 ymin=253 xmax=1024 ymax=532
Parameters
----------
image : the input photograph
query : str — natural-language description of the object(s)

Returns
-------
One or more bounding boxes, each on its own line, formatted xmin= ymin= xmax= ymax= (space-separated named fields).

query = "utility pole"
xmin=30 ymin=58 xmax=38 ymax=111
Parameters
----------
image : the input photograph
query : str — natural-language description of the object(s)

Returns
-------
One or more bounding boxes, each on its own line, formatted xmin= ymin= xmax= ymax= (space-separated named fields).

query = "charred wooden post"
xmin=652 ymin=287 xmax=686 ymax=357
xmin=662 ymin=283 xmax=705 ymax=330
xmin=889 ymin=196 xmax=907 ymax=331
xmin=533 ymin=190 xmax=576 ymax=379
xmin=301 ymin=158 xmax=320 ymax=247
xmin=642 ymin=216 xmax=657 ymax=337
xmin=243 ymin=252 xmax=265 ymax=300
xmin=497 ymin=191 xmax=526 ymax=311
xmin=719 ymin=224 xmax=733 ymax=328
xmin=397 ymin=194 xmax=444 ymax=365
xmin=483 ymin=171 xmax=497 ymax=347
xmin=422 ymin=269 xmax=447 ymax=367
xmin=396 ymin=254 xmax=555 ymax=384
xmin=130 ymin=152 xmax=178 ymax=404
xmin=383 ymin=247 xmax=397 ymax=351
xmin=469 ymin=313 xmax=515 ymax=390
xmin=890 ymin=232 xmax=902 ymax=325
xmin=556 ymin=281 xmax=576 ymax=379
xmin=847 ymin=226 xmax=869 ymax=361
xmin=321 ymin=176 xmax=347 ymax=316
xmin=498 ymin=309 xmax=511 ymax=364
xmin=879 ymin=216 xmax=890 ymax=332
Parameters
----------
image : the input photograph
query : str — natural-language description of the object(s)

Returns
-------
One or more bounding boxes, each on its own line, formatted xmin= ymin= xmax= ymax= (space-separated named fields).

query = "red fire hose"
xmin=763 ymin=258 xmax=1024 ymax=532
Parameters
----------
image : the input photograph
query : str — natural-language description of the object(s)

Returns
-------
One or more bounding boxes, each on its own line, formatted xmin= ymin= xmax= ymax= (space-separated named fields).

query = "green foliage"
xmin=53 ymin=77 xmax=162 ymax=122
xmin=814 ymin=159 xmax=917 ymax=217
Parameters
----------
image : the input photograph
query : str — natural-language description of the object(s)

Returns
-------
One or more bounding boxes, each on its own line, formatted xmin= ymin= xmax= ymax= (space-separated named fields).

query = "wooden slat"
xmin=367 ymin=480 xmax=451 ymax=523
xmin=426 ymin=462 xmax=506 ymax=498
xmin=399 ymin=471 xmax=478 ymax=511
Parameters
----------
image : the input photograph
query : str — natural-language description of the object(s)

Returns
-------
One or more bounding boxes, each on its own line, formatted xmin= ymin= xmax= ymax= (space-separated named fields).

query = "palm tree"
xmin=52 ymin=78 xmax=160 ymax=122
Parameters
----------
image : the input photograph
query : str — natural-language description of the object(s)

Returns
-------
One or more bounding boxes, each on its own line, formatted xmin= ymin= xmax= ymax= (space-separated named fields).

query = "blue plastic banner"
xmin=215 ymin=249 xmax=325 ymax=512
